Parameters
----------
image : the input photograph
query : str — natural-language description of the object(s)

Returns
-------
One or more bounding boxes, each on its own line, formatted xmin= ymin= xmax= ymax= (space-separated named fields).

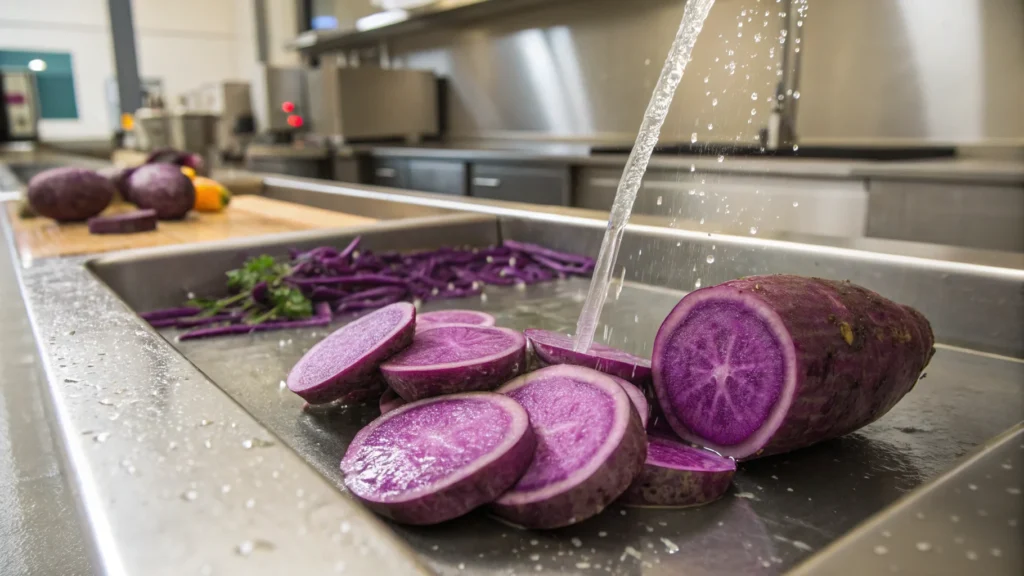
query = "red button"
xmin=287 ymin=115 xmax=304 ymax=128
xmin=281 ymin=101 xmax=295 ymax=113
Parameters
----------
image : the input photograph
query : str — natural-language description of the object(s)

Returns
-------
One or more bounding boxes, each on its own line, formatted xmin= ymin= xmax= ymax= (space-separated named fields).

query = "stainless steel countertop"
xmin=2 ymin=154 xmax=1023 ymax=575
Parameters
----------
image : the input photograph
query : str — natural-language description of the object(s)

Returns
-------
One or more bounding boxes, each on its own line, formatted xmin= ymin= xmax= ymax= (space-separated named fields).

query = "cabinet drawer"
xmin=407 ymin=159 xmax=467 ymax=196
xmin=371 ymin=158 xmax=410 ymax=189
xmin=470 ymin=163 xmax=571 ymax=206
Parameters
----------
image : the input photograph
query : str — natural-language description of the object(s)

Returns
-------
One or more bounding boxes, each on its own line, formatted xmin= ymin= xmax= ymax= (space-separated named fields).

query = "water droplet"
xmin=644 ymin=58 xmax=651 ymax=66
xmin=950 ymin=515 xmax=960 ymax=523
xmin=712 ymin=98 xmax=719 ymax=107
xmin=245 ymin=498 xmax=256 ymax=509
xmin=93 ymin=432 xmax=111 ymax=443
xmin=699 ymin=217 xmax=705 ymax=224
xmin=1007 ymin=487 xmax=1021 ymax=495
xmin=571 ymin=537 xmax=583 ymax=548
xmin=182 ymin=489 xmax=198 ymax=502
xmin=703 ymin=76 xmax=709 ymax=84
xmin=660 ymin=538 xmax=680 ymax=554
xmin=529 ymin=553 xmax=540 ymax=561
xmin=279 ymin=380 xmax=287 ymax=391
xmin=236 ymin=541 xmax=255 ymax=557
xmin=750 ymin=108 xmax=757 ymax=116
xmin=793 ymin=90 xmax=801 ymax=99
xmin=199 ymin=419 xmax=213 ymax=427
xmin=717 ymin=155 xmax=725 ymax=162
xmin=694 ymin=278 xmax=702 ymax=289
xmin=792 ymin=201 xmax=800 ymax=207
xmin=656 ymin=196 xmax=663 ymax=206
xmin=706 ymin=255 xmax=716 ymax=264
xmin=991 ymin=548 xmax=1002 ymax=557
xmin=708 ymin=123 xmax=714 ymax=130
xmin=221 ymin=484 xmax=231 ymax=494
xmin=792 ymin=144 xmax=800 ymax=151
xmin=966 ymin=550 xmax=978 ymax=561
xmin=575 ymin=563 xmax=590 ymax=570
xmin=749 ymin=226 xmax=758 ymax=235
xmin=690 ymin=132 xmax=698 ymax=143
xmin=968 ymin=483 xmax=978 ymax=491
xmin=916 ymin=542 xmax=932 ymax=552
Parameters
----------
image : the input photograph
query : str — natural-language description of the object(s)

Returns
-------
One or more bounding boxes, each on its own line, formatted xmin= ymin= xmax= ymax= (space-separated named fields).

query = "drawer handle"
xmin=473 ymin=177 xmax=502 ymax=188
xmin=375 ymin=167 xmax=397 ymax=178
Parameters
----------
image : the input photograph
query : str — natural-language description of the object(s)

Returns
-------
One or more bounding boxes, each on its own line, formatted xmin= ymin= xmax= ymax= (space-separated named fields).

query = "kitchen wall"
xmin=381 ymin=0 xmax=1024 ymax=145
xmin=0 ymin=0 xmax=257 ymax=141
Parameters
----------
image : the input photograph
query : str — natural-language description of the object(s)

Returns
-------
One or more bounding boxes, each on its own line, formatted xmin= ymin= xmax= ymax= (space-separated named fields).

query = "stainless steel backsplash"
xmin=381 ymin=0 xmax=1023 ymax=145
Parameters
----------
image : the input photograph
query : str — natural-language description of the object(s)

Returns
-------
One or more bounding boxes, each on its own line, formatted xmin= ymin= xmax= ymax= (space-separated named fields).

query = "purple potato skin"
xmin=654 ymin=275 xmax=936 ymax=460
xmin=27 ymin=167 xmax=115 ymax=222
xmin=127 ymin=164 xmax=196 ymax=220
xmin=97 ymin=165 xmax=136 ymax=202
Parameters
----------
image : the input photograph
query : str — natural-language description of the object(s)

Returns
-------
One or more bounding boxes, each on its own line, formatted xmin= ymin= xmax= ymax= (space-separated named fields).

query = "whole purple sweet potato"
xmin=127 ymin=163 xmax=196 ymax=220
xmin=27 ymin=167 xmax=115 ymax=222
xmin=98 ymin=165 xmax=137 ymax=203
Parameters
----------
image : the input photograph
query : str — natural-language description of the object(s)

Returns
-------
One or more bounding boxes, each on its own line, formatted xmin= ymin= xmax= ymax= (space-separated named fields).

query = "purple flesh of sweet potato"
xmin=610 ymin=375 xmax=649 ymax=429
xmin=620 ymin=435 xmax=735 ymax=507
xmin=27 ymin=167 xmax=115 ymax=222
xmin=416 ymin=309 xmax=496 ymax=329
xmin=381 ymin=325 xmax=526 ymax=402
xmin=287 ymin=302 xmax=415 ymax=404
xmin=341 ymin=392 xmax=536 ymax=525
xmin=378 ymin=387 xmax=407 ymax=415
xmin=492 ymin=365 xmax=647 ymax=529
xmin=127 ymin=163 xmax=195 ymax=220
xmin=88 ymin=209 xmax=158 ymax=234
xmin=653 ymin=274 xmax=935 ymax=460
xmin=525 ymin=329 xmax=652 ymax=386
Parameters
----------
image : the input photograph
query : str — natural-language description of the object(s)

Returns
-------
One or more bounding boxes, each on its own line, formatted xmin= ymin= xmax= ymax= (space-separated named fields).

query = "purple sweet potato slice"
xmin=287 ymin=302 xmax=415 ymax=404
xmin=524 ymin=329 xmax=652 ymax=385
xmin=417 ymin=309 xmax=496 ymax=328
xmin=653 ymin=274 xmax=935 ymax=460
xmin=610 ymin=375 xmax=649 ymax=429
xmin=378 ymin=387 xmax=407 ymax=415
xmin=341 ymin=392 xmax=536 ymax=525
xmin=620 ymin=435 xmax=736 ymax=507
xmin=492 ymin=365 xmax=647 ymax=529
xmin=88 ymin=209 xmax=158 ymax=234
xmin=381 ymin=325 xmax=526 ymax=402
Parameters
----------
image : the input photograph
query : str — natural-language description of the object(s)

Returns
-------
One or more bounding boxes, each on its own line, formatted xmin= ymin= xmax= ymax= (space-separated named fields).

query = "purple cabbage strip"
xmin=502 ymin=240 xmax=594 ymax=267
xmin=176 ymin=313 xmax=240 ymax=328
xmin=338 ymin=236 xmax=361 ymax=261
xmin=336 ymin=294 xmax=402 ymax=314
xmin=340 ymin=286 xmax=406 ymax=303
xmin=310 ymin=286 xmax=349 ymax=301
xmin=530 ymin=253 xmax=591 ymax=275
xmin=289 ymin=274 xmax=408 ymax=288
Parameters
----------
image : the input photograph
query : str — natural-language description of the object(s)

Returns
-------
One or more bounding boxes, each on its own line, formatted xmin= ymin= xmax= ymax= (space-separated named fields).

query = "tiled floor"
xmin=1 ymin=218 xmax=91 ymax=576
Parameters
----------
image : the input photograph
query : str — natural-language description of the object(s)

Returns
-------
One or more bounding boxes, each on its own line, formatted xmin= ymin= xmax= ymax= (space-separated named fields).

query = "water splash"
xmin=572 ymin=0 xmax=716 ymax=352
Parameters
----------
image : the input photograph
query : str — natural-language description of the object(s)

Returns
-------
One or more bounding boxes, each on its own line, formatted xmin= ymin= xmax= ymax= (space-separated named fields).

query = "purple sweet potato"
xmin=341 ymin=392 xmax=536 ymax=525
xmin=620 ymin=435 xmax=736 ymax=507
xmin=127 ymin=163 xmax=195 ymax=220
xmin=287 ymin=302 xmax=415 ymax=404
xmin=88 ymin=209 xmax=158 ymax=234
xmin=381 ymin=325 xmax=526 ymax=402
xmin=525 ymin=329 xmax=652 ymax=385
xmin=493 ymin=365 xmax=647 ymax=529
xmin=27 ymin=167 xmax=115 ymax=222
xmin=611 ymin=375 xmax=649 ymax=429
xmin=417 ymin=309 xmax=496 ymax=329
xmin=653 ymin=275 xmax=935 ymax=460
xmin=378 ymin=387 xmax=407 ymax=415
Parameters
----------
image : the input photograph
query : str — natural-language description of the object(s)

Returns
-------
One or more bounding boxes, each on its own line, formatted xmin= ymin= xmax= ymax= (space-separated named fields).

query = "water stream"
xmin=573 ymin=0 xmax=717 ymax=352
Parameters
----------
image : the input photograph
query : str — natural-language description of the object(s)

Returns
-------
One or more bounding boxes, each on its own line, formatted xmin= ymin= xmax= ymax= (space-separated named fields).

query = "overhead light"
xmin=27 ymin=59 xmax=47 ymax=72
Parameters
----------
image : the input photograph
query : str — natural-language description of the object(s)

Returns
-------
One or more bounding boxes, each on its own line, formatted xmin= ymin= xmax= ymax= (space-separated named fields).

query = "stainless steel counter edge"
xmin=788 ymin=422 xmax=1024 ymax=576
xmin=1 ymin=210 xmax=433 ymax=576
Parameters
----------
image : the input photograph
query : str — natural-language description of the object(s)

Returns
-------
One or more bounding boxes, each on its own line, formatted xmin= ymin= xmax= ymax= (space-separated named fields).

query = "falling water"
xmin=573 ymin=0 xmax=716 ymax=352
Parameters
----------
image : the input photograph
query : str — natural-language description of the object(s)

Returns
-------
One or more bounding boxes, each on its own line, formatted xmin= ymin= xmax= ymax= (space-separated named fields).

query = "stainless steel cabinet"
xmin=470 ymin=163 xmax=571 ymax=206
xmin=407 ymin=159 xmax=467 ymax=196
xmin=371 ymin=158 xmax=410 ymax=189
xmin=576 ymin=167 xmax=869 ymax=238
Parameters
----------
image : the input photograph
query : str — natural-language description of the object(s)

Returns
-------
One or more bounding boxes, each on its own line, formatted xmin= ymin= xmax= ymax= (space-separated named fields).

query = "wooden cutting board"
xmin=7 ymin=195 xmax=377 ymax=259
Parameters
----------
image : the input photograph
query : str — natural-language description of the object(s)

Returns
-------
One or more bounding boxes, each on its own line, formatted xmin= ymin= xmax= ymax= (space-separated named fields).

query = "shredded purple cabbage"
xmin=144 ymin=237 xmax=594 ymax=339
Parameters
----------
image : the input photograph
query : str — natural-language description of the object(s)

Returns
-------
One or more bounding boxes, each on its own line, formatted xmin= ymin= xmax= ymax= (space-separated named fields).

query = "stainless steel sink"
xmin=85 ymin=209 xmax=1024 ymax=575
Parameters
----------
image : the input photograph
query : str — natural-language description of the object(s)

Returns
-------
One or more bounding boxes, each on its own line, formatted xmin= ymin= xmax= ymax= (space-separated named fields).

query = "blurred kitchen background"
xmin=2 ymin=0 xmax=1022 ymax=251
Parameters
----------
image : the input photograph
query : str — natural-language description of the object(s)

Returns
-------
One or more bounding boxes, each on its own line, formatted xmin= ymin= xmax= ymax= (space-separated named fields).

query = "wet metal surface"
xmin=0 ymin=207 xmax=92 ymax=576
xmin=4 ymin=223 xmax=432 ymax=574
xmin=160 ymin=275 xmax=1023 ymax=576
xmin=791 ymin=424 xmax=1023 ymax=576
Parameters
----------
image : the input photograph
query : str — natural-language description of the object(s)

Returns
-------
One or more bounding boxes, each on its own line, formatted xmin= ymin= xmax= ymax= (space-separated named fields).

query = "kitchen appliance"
xmin=133 ymin=107 xmax=172 ymax=151
xmin=0 ymin=70 xmax=40 ymax=142
xmin=184 ymin=81 xmax=253 ymax=158
xmin=306 ymin=61 xmax=439 ymax=143
xmin=251 ymin=65 xmax=309 ymax=137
